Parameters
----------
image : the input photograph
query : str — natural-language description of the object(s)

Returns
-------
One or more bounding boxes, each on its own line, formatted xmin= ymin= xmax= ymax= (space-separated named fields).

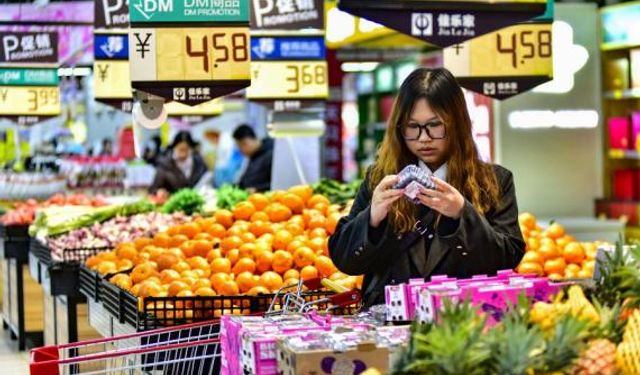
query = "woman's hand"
xmin=370 ymin=175 xmax=404 ymax=228
xmin=418 ymin=176 xmax=465 ymax=219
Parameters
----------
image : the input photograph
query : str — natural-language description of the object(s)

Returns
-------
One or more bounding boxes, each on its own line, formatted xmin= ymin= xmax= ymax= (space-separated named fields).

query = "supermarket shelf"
xmin=604 ymin=88 xmax=640 ymax=100
xmin=608 ymin=149 xmax=640 ymax=159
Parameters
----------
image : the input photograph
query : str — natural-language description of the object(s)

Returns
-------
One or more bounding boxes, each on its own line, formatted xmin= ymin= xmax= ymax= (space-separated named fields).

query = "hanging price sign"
xmin=94 ymin=31 xmax=133 ymax=111
xmin=0 ymin=32 xmax=60 ymax=124
xmin=444 ymin=22 xmax=553 ymax=99
xmin=246 ymin=61 xmax=328 ymax=100
xmin=128 ymin=0 xmax=251 ymax=105
xmin=337 ymin=0 xmax=548 ymax=48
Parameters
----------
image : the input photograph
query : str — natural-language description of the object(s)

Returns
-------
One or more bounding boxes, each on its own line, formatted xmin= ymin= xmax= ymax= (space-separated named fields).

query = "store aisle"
xmin=0 ymin=331 xmax=30 ymax=375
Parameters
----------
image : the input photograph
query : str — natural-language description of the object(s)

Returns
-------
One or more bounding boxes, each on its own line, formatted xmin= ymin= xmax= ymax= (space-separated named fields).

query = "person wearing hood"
xmin=233 ymin=124 xmax=274 ymax=193
xmin=149 ymin=131 xmax=208 ymax=194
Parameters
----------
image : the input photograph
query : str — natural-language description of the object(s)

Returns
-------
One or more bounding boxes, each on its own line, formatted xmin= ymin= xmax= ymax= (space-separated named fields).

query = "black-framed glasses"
xmin=400 ymin=120 xmax=447 ymax=140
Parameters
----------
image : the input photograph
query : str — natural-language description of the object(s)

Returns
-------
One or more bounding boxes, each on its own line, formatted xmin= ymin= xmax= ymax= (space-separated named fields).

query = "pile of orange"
xmin=516 ymin=213 xmax=600 ymax=280
xmin=86 ymin=184 xmax=362 ymax=303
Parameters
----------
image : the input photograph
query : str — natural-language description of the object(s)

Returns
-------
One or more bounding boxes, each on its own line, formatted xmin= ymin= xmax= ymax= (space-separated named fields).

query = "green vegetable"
xmin=216 ymin=184 xmax=249 ymax=210
xmin=312 ymin=178 xmax=362 ymax=205
xmin=162 ymin=188 xmax=204 ymax=215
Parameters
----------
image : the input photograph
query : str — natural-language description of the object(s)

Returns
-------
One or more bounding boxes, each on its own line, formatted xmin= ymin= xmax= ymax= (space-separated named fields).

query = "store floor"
xmin=0 ymin=330 xmax=30 ymax=374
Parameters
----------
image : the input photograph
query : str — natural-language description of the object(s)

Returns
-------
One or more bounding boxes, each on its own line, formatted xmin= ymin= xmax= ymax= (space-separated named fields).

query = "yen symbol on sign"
xmin=134 ymin=33 xmax=152 ymax=58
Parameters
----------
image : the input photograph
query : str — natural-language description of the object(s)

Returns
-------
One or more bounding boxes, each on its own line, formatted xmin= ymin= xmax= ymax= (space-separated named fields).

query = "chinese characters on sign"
xmin=411 ymin=13 xmax=477 ymax=38
xmin=172 ymin=86 xmax=212 ymax=102
xmin=483 ymin=81 xmax=519 ymax=96
xmin=251 ymin=0 xmax=323 ymax=30
xmin=130 ymin=0 xmax=248 ymax=23
xmin=95 ymin=0 xmax=130 ymax=29
xmin=0 ymin=32 xmax=58 ymax=64
xmin=251 ymin=36 xmax=325 ymax=60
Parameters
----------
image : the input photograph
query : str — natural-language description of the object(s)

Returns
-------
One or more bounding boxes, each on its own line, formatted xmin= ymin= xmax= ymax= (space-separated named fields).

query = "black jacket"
xmin=329 ymin=164 xmax=525 ymax=307
xmin=149 ymin=153 xmax=208 ymax=194
xmin=238 ymin=138 xmax=274 ymax=192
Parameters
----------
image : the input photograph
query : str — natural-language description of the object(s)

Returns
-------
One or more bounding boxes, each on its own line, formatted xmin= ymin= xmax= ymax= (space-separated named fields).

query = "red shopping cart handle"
xmin=327 ymin=289 xmax=362 ymax=307
xmin=303 ymin=277 xmax=324 ymax=290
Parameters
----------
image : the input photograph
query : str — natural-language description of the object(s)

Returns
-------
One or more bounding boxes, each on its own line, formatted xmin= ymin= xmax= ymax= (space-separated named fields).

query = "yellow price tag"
xmin=94 ymin=60 xmax=132 ymax=99
xmin=444 ymin=23 xmax=552 ymax=77
xmin=0 ymin=86 xmax=60 ymax=116
xmin=246 ymin=61 xmax=328 ymax=100
xmin=166 ymin=99 xmax=224 ymax=116
xmin=130 ymin=27 xmax=251 ymax=82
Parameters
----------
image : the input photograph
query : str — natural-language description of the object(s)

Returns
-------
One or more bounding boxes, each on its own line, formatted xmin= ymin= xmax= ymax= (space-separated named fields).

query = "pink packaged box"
xmin=416 ymin=285 xmax=462 ymax=324
xmin=466 ymin=283 xmax=534 ymax=326
xmin=609 ymin=117 xmax=631 ymax=149
xmin=385 ymin=283 xmax=411 ymax=321
xmin=632 ymin=112 xmax=640 ymax=150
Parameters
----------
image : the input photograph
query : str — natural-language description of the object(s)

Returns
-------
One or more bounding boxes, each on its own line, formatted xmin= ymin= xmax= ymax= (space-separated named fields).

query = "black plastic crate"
xmin=0 ymin=224 xmax=30 ymax=240
xmin=78 ymin=265 xmax=102 ymax=302
xmin=0 ymin=224 xmax=30 ymax=261
xmin=101 ymin=276 xmax=139 ymax=328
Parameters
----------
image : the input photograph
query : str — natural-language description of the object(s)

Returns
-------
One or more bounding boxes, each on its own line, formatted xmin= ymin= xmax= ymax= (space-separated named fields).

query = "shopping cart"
xmin=29 ymin=278 xmax=361 ymax=375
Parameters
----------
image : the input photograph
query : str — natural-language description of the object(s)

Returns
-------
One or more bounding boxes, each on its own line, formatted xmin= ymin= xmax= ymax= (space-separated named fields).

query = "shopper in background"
xmin=232 ymin=124 xmax=274 ymax=193
xmin=149 ymin=131 xmax=208 ymax=195
xmin=329 ymin=68 xmax=525 ymax=308
xmin=100 ymin=138 xmax=113 ymax=156
xmin=143 ymin=135 xmax=162 ymax=166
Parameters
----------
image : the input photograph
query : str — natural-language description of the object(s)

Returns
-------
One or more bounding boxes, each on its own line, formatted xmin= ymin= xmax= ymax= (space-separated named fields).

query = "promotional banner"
xmin=250 ymin=0 xmax=324 ymax=30
xmin=337 ymin=0 xmax=548 ymax=48
xmin=95 ymin=0 xmax=129 ymax=29
xmin=0 ymin=32 xmax=58 ymax=65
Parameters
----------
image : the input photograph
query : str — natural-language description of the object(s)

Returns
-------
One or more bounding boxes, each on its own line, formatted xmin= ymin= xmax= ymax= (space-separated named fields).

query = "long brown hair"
xmin=369 ymin=67 xmax=500 ymax=233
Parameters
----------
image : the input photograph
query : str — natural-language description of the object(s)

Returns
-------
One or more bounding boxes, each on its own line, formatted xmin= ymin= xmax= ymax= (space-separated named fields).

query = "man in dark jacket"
xmin=233 ymin=124 xmax=274 ymax=192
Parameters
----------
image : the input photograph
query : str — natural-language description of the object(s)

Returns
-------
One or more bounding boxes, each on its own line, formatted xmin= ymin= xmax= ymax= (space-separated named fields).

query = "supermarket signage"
xmin=246 ymin=60 xmax=328 ymax=100
xmin=337 ymin=0 xmax=547 ymax=48
xmin=95 ymin=0 xmax=130 ymax=29
xmin=0 ymin=68 xmax=58 ymax=86
xmin=128 ymin=27 xmax=251 ymax=104
xmin=165 ymin=97 xmax=223 ymax=115
xmin=0 ymin=32 xmax=58 ymax=64
xmin=94 ymin=34 xmax=129 ymax=60
xmin=129 ymin=0 xmax=248 ymax=23
xmin=250 ymin=0 xmax=324 ymax=30
xmin=251 ymin=36 xmax=325 ymax=60
xmin=0 ymin=86 xmax=61 ymax=117
xmin=443 ymin=22 xmax=553 ymax=99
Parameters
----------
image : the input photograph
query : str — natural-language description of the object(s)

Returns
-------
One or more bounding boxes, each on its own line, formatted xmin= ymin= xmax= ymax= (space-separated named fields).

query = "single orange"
xmin=169 ymin=234 xmax=189 ymax=248
xmin=191 ymin=278 xmax=212 ymax=292
xmin=545 ymin=223 xmax=565 ymax=240
xmin=307 ymin=194 xmax=330 ymax=209
xmin=194 ymin=287 xmax=217 ymax=297
xmin=254 ymin=241 xmax=272 ymax=256
xmin=258 ymin=271 xmax=284 ymax=292
xmin=294 ymin=246 xmax=316 ymax=268
xmin=248 ymin=193 xmax=270 ymax=211
xmin=312 ymin=203 xmax=329 ymax=216
xmin=159 ymin=269 xmax=181 ymax=284
xmin=543 ymin=258 xmax=567 ymax=275
xmin=520 ymin=251 xmax=543 ymax=265
xmin=171 ymin=260 xmax=191 ymax=273
xmin=180 ymin=223 xmax=201 ymax=239
xmin=239 ymin=243 xmax=257 ymax=258
xmin=526 ymin=237 xmax=541 ymax=252
xmin=517 ymin=262 xmax=544 ymax=276
xmin=256 ymin=251 xmax=274 ymax=273
xmin=284 ymin=222 xmax=304 ymax=236
xmin=241 ymin=232 xmax=257 ymax=244
xmin=537 ymin=243 xmax=559 ymax=261
xmin=86 ymin=255 xmax=101 ymax=269
xmin=192 ymin=240 xmax=213 ymax=258
xmin=283 ymin=269 xmax=300 ymax=280
xmin=167 ymin=280 xmax=189 ymax=296
xmin=236 ymin=271 xmax=258 ymax=293
xmin=250 ymin=211 xmax=270 ymax=222
xmin=307 ymin=215 xmax=327 ymax=231
xmin=266 ymin=203 xmax=292 ymax=223
xmin=226 ymin=249 xmax=240 ymax=266
xmin=110 ymin=274 xmax=132 ymax=290
xmin=219 ymin=280 xmax=240 ymax=296
xmin=300 ymin=265 xmax=319 ymax=280
xmin=156 ymin=253 xmax=180 ymax=271
xmin=117 ymin=259 xmax=133 ymax=272
xmin=281 ymin=193 xmax=305 ymax=214
xmin=284 ymin=278 xmax=300 ymax=287
xmin=563 ymin=242 xmax=586 ymax=264
xmin=232 ymin=258 xmax=257 ymax=275
xmin=247 ymin=286 xmax=270 ymax=296
xmin=210 ymin=272 xmax=233 ymax=293
xmin=326 ymin=213 xmax=342 ymax=235
xmin=153 ymin=233 xmax=171 ymax=248
xmin=307 ymin=237 xmax=326 ymax=255
xmin=272 ymin=250 xmax=294 ymax=274
xmin=259 ymin=233 xmax=275 ymax=245
xmin=193 ymin=268 xmax=211 ymax=278
xmin=134 ymin=237 xmax=153 ymax=251
xmin=273 ymin=229 xmax=294 ymax=251
xmin=211 ymin=258 xmax=232 ymax=274
xmin=286 ymin=239 xmax=306 ymax=254
xmin=187 ymin=256 xmax=209 ymax=270
xmin=314 ymin=255 xmax=337 ymax=277
xmin=249 ymin=221 xmax=273 ymax=237
xmin=206 ymin=223 xmax=227 ymax=239
xmin=287 ymin=185 xmax=313 ymax=204
xmin=138 ymin=282 xmax=163 ymax=298
xmin=518 ymin=212 xmax=537 ymax=231
xmin=221 ymin=236 xmax=243 ymax=253
xmin=116 ymin=244 xmax=137 ymax=260
xmin=179 ymin=240 xmax=196 ymax=258
xmin=214 ymin=209 xmax=235 ymax=229
xmin=130 ymin=263 xmax=157 ymax=284
xmin=309 ymin=228 xmax=328 ymax=239
xmin=233 ymin=201 xmax=256 ymax=221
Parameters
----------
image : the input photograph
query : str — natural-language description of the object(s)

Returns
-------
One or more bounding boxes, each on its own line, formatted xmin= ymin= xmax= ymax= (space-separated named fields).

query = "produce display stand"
xmin=0 ymin=224 xmax=43 ymax=350
xmin=29 ymin=240 xmax=107 ymax=346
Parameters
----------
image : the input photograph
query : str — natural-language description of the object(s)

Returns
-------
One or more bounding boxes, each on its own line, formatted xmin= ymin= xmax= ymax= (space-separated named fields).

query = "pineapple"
xmin=571 ymin=339 xmax=618 ymax=375
xmin=532 ymin=314 xmax=589 ymax=374
xmin=617 ymin=309 xmax=640 ymax=375
xmin=486 ymin=312 xmax=545 ymax=375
